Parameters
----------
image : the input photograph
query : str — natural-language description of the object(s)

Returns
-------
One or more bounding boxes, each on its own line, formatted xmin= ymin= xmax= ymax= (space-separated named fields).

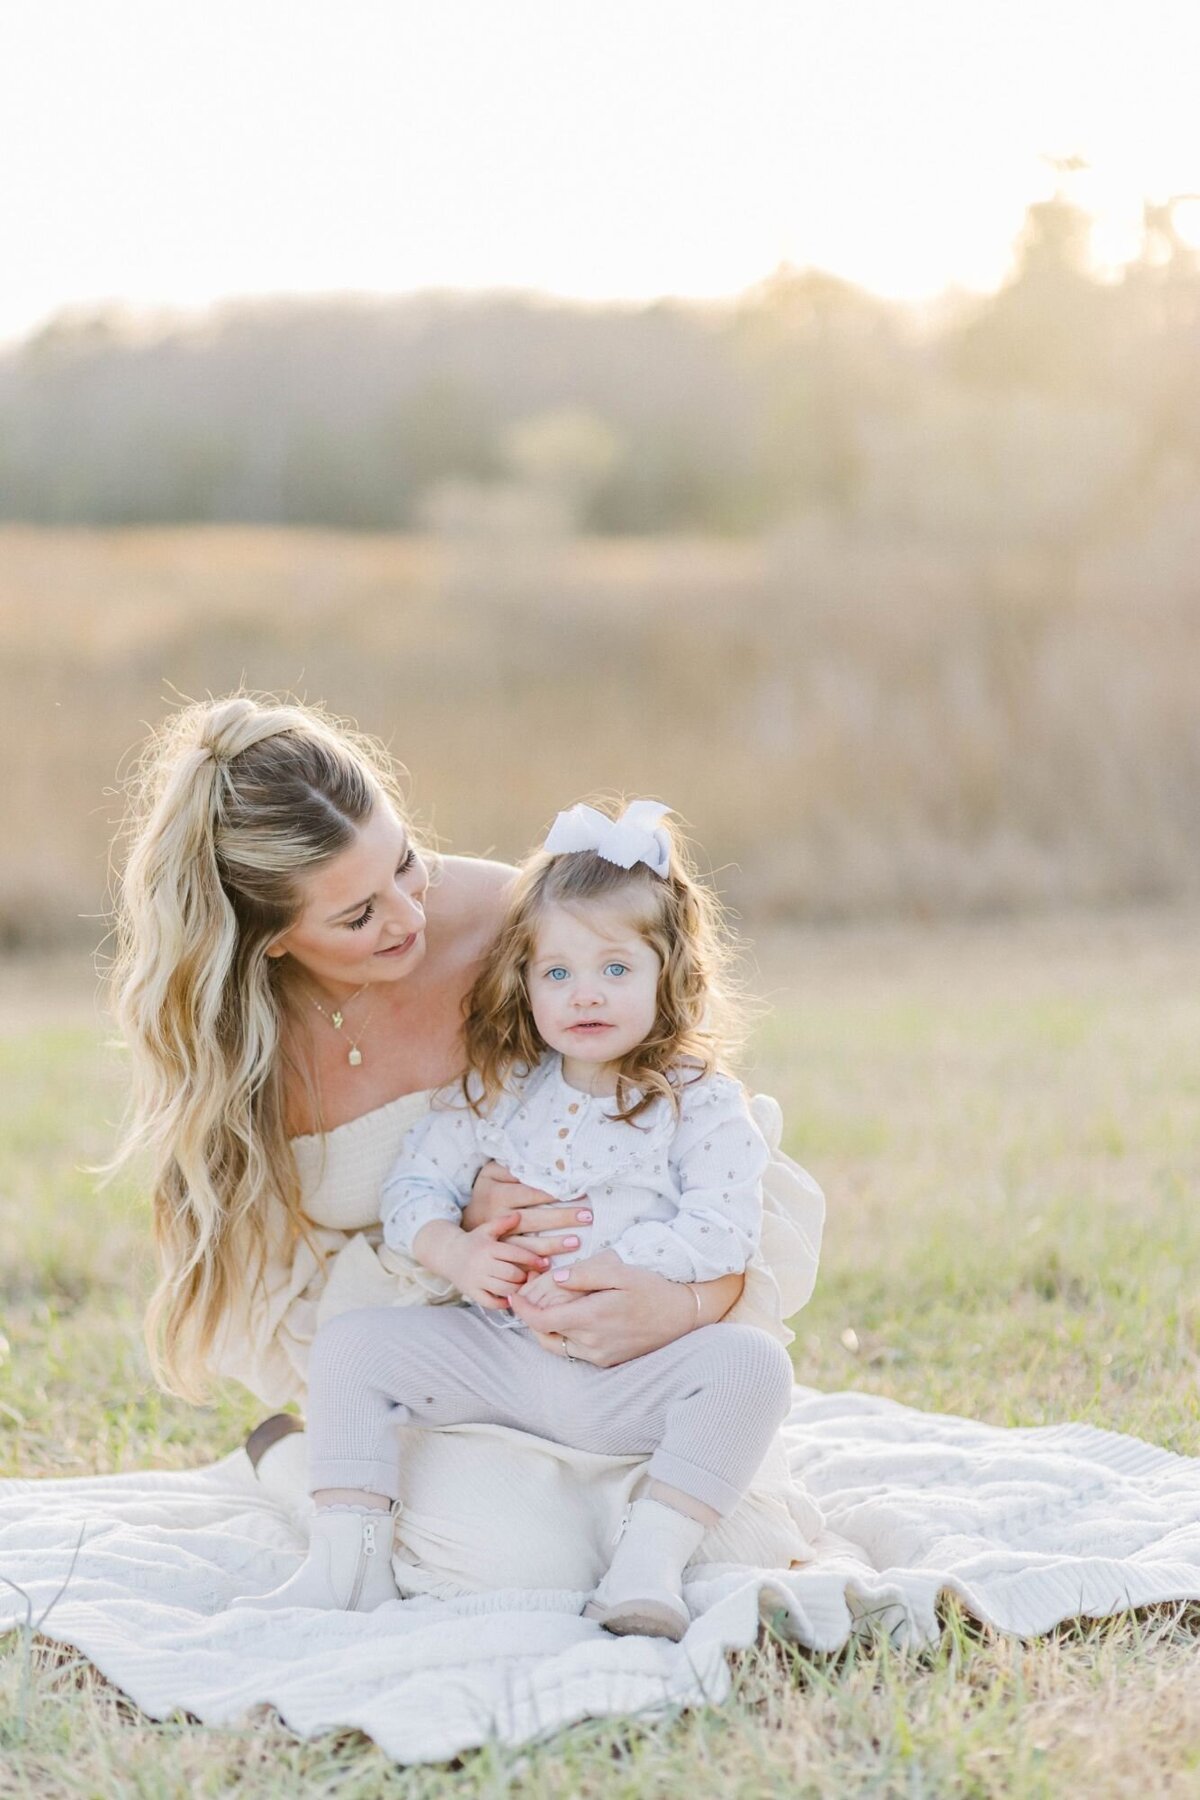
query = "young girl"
xmin=233 ymin=799 xmax=796 ymax=1639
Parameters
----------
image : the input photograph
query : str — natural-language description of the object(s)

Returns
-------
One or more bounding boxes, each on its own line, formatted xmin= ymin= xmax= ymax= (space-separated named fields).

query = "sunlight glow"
xmin=0 ymin=0 xmax=1197 ymax=342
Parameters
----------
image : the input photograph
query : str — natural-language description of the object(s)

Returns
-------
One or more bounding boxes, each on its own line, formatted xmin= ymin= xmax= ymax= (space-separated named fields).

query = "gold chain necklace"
xmin=308 ymin=982 xmax=377 ymax=1068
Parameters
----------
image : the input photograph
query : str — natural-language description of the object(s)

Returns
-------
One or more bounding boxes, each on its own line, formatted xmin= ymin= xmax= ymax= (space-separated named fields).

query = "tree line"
xmin=1 ymin=193 xmax=1197 ymax=540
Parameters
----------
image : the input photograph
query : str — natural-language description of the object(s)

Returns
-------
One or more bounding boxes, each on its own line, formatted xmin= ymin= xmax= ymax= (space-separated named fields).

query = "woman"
xmin=111 ymin=693 xmax=825 ymax=1595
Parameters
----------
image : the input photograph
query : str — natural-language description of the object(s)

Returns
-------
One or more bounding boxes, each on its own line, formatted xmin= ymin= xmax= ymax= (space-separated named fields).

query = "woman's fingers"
xmin=523 ymin=1325 xmax=598 ymax=1363
xmin=515 ymin=1202 xmax=592 ymax=1228
xmin=478 ymin=1213 xmax=524 ymax=1241
xmin=543 ymin=1255 xmax=622 ymax=1294
xmin=479 ymin=1167 xmax=588 ymax=1217
xmin=504 ymin=1230 xmax=582 ymax=1256
xmin=510 ymin=1293 xmax=599 ymax=1338
xmin=479 ymin=1165 xmax=567 ymax=1211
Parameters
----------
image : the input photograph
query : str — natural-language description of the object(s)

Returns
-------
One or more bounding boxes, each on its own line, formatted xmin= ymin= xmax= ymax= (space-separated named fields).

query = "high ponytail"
xmin=108 ymin=694 xmax=413 ymax=1402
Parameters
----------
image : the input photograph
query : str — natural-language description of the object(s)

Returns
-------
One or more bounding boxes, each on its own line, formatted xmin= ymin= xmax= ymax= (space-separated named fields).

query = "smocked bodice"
xmin=291 ymin=1090 xmax=434 ymax=1229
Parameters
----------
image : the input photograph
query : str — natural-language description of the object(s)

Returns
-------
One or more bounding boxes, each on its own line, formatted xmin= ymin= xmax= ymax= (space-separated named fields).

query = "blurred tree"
xmin=380 ymin=376 xmax=501 ymax=502
xmin=950 ymin=191 xmax=1113 ymax=396
xmin=502 ymin=407 xmax=621 ymax=528
xmin=730 ymin=268 xmax=901 ymax=522
xmin=0 ymin=200 xmax=1196 ymax=546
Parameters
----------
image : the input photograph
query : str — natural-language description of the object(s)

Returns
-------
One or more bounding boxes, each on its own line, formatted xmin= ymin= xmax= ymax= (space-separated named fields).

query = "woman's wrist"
xmin=691 ymin=1270 xmax=743 ymax=1327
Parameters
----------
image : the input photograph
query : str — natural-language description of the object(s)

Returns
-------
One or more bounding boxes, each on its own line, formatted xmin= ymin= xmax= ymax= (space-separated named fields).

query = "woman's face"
xmin=268 ymin=803 xmax=429 ymax=997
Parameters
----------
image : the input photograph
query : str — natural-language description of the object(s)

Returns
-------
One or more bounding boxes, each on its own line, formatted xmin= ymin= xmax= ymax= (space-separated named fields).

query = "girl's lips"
xmin=568 ymin=1021 xmax=612 ymax=1030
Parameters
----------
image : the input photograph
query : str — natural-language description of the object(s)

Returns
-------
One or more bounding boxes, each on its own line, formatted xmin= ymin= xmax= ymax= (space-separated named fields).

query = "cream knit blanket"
xmin=3 ymin=1385 xmax=1199 ymax=1765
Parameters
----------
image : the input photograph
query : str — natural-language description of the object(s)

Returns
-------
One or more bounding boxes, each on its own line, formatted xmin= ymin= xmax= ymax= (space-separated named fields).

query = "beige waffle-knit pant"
xmin=306 ymin=1306 xmax=794 ymax=1517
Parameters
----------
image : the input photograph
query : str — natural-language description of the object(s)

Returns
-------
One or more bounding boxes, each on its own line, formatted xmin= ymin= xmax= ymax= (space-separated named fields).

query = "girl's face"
xmin=526 ymin=898 xmax=661 ymax=1075
xmin=268 ymin=803 xmax=429 ymax=998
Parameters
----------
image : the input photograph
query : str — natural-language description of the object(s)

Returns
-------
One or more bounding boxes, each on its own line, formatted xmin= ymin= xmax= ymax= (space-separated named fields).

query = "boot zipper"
xmin=346 ymin=1514 xmax=378 ymax=1611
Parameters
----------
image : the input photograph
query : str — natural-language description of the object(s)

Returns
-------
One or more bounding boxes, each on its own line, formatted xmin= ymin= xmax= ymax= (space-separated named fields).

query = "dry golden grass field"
xmin=2 ymin=904 xmax=1199 ymax=1796
xmin=3 ymin=524 xmax=1199 ymax=950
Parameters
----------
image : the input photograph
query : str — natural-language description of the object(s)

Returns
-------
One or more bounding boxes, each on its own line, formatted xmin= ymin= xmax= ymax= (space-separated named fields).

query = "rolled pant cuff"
xmin=307 ymin=1456 xmax=401 ymax=1501
xmin=647 ymin=1448 xmax=742 ymax=1517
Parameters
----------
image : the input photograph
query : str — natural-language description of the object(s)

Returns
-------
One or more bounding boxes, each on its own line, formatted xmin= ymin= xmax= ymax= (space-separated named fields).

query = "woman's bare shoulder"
xmin=428 ymin=855 xmax=517 ymax=944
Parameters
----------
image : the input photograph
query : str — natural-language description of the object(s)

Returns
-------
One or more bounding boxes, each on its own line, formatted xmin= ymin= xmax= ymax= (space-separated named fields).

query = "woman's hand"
xmin=464 ymin=1160 xmax=593 ymax=1257
xmin=509 ymin=1253 xmax=745 ymax=1367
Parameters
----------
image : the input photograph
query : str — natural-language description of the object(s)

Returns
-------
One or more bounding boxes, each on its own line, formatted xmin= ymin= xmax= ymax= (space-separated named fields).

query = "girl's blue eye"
xmin=604 ymin=963 xmax=628 ymax=977
xmin=545 ymin=967 xmax=569 ymax=981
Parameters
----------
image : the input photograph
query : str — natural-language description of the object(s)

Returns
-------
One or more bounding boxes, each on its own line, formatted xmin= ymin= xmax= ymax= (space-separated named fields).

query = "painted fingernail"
xmin=539 ymin=1257 xmax=551 ymax=1268
xmin=577 ymin=1210 xmax=593 ymax=1223
xmin=553 ymin=1269 xmax=570 ymax=1282
xmin=563 ymin=1236 xmax=580 ymax=1250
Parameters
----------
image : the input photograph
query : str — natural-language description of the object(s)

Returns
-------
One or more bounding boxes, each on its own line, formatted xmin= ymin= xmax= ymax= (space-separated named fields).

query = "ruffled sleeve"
xmin=724 ymin=1092 xmax=825 ymax=1347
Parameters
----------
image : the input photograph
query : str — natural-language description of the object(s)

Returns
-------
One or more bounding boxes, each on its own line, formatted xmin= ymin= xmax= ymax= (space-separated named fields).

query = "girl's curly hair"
xmin=462 ymin=802 xmax=749 ymax=1124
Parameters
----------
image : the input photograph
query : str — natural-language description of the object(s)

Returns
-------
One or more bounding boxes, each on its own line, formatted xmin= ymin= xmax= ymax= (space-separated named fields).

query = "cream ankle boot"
xmin=583 ymin=1497 xmax=707 ymax=1640
xmin=231 ymin=1502 xmax=401 ymax=1613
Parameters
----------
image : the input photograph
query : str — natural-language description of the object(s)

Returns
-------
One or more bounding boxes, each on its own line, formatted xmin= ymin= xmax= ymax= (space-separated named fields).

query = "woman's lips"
xmin=377 ymin=932 xmax=418 ymax=957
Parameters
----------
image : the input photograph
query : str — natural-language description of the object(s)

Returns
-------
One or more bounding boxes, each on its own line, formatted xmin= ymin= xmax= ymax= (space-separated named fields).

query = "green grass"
xmin=3 ymin=907 xmax=1200 ymax=1795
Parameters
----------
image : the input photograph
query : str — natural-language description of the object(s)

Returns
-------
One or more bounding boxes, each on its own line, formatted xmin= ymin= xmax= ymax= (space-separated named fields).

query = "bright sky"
xmin=2 ymin=0 xmax=1198 ymax=344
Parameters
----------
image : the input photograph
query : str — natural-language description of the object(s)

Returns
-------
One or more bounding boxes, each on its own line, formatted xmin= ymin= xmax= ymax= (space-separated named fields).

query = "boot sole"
xmin=245 ymin=1413 xmax=305 ymax=1471
xmin=584 ymin=1597 xmax=689 ymax=1640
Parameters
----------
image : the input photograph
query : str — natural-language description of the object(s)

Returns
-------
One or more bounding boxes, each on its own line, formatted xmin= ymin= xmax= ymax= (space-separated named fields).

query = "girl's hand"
xmin=516 ymin=1268 xmax=563 ymax=1309
xmin=413 ymin=1217 xmax=545 ymax=1311
xmin=509 ymin=1255 xmax=745 ymax=1367
xmin=464 ymin=1160 xmax=593 ymax=1257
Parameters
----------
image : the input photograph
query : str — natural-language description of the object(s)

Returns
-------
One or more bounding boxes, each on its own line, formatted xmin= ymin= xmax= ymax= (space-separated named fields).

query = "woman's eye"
xmin=398 ymin=849 xmax=416 ymax=874
xmin=604 ymin=963 xmax=628 ymax=977
xmin=346 ymin=903 xmax=375 ymax=932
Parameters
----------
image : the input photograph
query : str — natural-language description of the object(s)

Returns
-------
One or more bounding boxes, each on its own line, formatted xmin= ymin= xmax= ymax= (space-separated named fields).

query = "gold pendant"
xmin=348 ymin=1046 xmax=363 ymax=1067
xmin=331 ymin=1011 xmax=344 ymax=1030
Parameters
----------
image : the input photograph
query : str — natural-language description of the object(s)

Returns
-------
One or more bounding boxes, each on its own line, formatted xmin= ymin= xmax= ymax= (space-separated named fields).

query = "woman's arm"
xmin=506 ymin=1093 xmax=824 ymax=1362
xmin=507 ymin=1255 xmax=745 ymax=1367
xmin=464 ymin=1161 xmax=595 ymax=1253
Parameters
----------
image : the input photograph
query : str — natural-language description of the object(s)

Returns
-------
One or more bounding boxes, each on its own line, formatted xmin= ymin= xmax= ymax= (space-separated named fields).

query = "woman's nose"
xmin=396 ymin=886 xmax=426 ymax=928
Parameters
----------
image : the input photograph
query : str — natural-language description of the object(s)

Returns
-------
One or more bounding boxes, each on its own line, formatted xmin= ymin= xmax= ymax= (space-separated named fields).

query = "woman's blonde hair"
xmin=463 ymin=802 xmax=747 ymax=1125
xmin=108 ymin=692 xmax=416 ymax=1403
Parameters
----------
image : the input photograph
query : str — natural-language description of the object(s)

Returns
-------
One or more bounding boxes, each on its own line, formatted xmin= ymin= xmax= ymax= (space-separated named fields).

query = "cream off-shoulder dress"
xmin=208 ymin=1087 xmax=827 ymax=1599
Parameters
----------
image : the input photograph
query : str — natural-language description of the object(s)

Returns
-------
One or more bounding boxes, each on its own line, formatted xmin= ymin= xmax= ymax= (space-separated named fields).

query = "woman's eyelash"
xmin=344 ymin=851 xmax=417 ymax=930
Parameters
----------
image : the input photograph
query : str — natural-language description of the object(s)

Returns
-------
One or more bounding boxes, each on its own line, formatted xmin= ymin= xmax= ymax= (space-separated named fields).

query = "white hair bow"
xmin=542 ymin=799 xmax=672 ymax=878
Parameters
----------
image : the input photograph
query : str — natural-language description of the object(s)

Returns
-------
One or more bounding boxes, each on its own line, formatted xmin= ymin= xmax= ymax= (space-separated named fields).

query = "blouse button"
xmin=558 ymin=1127 xmax=569 ymax=1138
xmin=555 ymin=1158 xmax=566 ymax=1171
xmin=567 ymin=1103 xmax=579 ymax=1114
